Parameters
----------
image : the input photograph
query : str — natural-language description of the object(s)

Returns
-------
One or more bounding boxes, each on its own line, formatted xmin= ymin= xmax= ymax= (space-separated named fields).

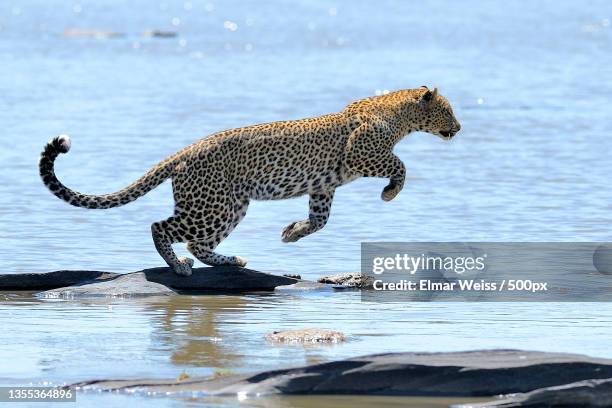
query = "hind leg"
xmin=186 ymin=197 xmax=250 ymax=267
xmin=151 ymin=216 xmax=194 ymax=276
xmin=187 ymin=242 xmax=247 ymax=267
xmin=282 ymin=190 xmax=334 ymax=242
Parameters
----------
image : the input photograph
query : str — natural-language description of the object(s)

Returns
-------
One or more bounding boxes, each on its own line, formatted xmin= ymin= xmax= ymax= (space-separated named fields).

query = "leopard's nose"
xmin=454 ymin=123 xmax=461 ymax=132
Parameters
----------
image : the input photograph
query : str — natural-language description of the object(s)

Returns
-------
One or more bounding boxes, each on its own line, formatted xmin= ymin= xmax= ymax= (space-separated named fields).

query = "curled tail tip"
xmin=53 ymin=134 xmax=71 ymax=153
xmin=40 ymin=134 xmax=71 ymax=171
xmin=43 ymin=134 xmax=71 ymax=156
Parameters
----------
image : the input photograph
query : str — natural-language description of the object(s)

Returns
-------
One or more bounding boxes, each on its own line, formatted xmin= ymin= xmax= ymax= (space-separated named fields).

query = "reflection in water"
xmin=144 ymin=295 xmax=249 ymax=368
xmin=138 ymin=293 xmax=342 ymax=370
xmin=193 ymin=395 xmax=493 ymax=408
xmin=2 ymin=292 xmax=612 ymax=407
xmin=70 ymin=392 xmax=493 ymax=408
xmin=4 ymin=292 xmax=612 ymax=380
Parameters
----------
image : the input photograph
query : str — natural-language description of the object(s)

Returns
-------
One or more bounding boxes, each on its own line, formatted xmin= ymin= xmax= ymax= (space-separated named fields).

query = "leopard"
xmin=39 ymin=86 xmax=461 ymax=276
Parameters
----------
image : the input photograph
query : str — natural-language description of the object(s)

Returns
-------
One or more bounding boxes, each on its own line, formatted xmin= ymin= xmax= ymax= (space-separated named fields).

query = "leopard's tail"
xmin=39 ymin=135 xmax=176 ymax=209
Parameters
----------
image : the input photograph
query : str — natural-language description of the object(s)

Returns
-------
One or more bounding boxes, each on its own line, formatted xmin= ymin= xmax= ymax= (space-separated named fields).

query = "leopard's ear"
xmin=419 ymin=87 xmax=435 ymax=107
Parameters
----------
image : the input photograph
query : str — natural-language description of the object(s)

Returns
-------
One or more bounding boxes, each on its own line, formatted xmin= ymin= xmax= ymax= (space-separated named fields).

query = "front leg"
xmin=344 ymin=123 xmax=406 ymax=201
xmin=282 ymin=190 xmax=335 ymax=243
xmin=379 ymin=155 xmax=406 ymax=201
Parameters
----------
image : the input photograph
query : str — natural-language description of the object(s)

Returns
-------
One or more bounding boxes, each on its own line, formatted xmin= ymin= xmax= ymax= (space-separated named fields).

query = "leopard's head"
xmin=416 ymin=87 xmax=461 ymax=140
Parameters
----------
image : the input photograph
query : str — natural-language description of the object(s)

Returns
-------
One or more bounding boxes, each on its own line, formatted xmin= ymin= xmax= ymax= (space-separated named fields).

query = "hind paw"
xmin=173 ymin=256 xmax=194 ymax=276
xmin=381 ymin=184 xmax=401 ymax=201
xmin=282 ymin=221 xmax=308 ymax=243
xmin=232 ymin=256 xmax=247 ymax=267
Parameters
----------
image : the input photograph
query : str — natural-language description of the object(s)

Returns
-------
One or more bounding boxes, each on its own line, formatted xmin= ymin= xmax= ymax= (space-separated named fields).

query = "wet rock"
xmin=265 ymin=328 xmax=346 ymax=344
xmin=2 ymin=267 xmax=300 ymax=297
xmin=318 ymin=272 xmax=373 ymax=288
xmin=142 ymin=30 xmax=178 ymax=38
xmin=275 ymin=280 xmax=335 ymax=291
xmin=70 ymin=350 xmax=612 ymax=398
xmin=462 ymin=378 xmax=612 ymax=407
xmin=63 ymin=29 xmax=124 ymax=39
xmin=42 ymin=272 xmax=175 ymax=298
xmin=0 ymin=270 xmax=117 ymax=291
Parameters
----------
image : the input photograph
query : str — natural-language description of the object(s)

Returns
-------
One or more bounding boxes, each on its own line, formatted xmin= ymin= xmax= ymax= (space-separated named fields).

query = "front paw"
xmin=281 ymin=221 xmax=307 ymax=243
xmin=381 ymin=184 xmax=401 ymax=201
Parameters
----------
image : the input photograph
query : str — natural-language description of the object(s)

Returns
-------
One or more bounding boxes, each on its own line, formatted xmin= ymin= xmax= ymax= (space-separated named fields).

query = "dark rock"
xmin=2 ymin=267 xmax=299 ymax=297
xmin=141 ymin=266 xmax=298 ymax=291
xmin=462 ymin=378 xmax=612 ymax=407
xmin=0 ymin=270 xmax=117 ymax=290
xmin=70 ymin=350 xmax=612 ymax=398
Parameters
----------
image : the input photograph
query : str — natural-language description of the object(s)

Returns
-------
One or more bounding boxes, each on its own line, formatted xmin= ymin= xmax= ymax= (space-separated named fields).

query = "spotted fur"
xmin=39 ymin=87 xmax=460 ymax=276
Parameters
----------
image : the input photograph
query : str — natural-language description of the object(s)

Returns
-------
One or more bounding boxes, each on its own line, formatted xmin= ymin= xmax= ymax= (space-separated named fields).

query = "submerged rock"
xmin=265 ymin=328 xmax=346 ymax=344
xmin=70 ymin=350 xmax=612 ymax=399
xmin=142 ymin=30 xmax=178 ymax=38
xmin=318 ymin=272 xmax=373 ymax=288
xmin=63 ymin=29 xmax=124 ymax=39
xmin=42 ymin=272 xmax=175 ymax=298
xmin=1 ymin=267 xmax=300 ymax=297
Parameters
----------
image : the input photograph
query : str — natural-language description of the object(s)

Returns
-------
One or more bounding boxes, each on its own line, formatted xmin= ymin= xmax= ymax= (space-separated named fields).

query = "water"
xmin=1 ymin=0 xmax=611 ymax=406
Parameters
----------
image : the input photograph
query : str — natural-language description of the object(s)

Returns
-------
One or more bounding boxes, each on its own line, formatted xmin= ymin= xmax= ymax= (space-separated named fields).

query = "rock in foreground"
xmin=71 ymin=350 xmax=612 ymax=402
xmin=463 ymin=378 xmax=612 ymax=407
